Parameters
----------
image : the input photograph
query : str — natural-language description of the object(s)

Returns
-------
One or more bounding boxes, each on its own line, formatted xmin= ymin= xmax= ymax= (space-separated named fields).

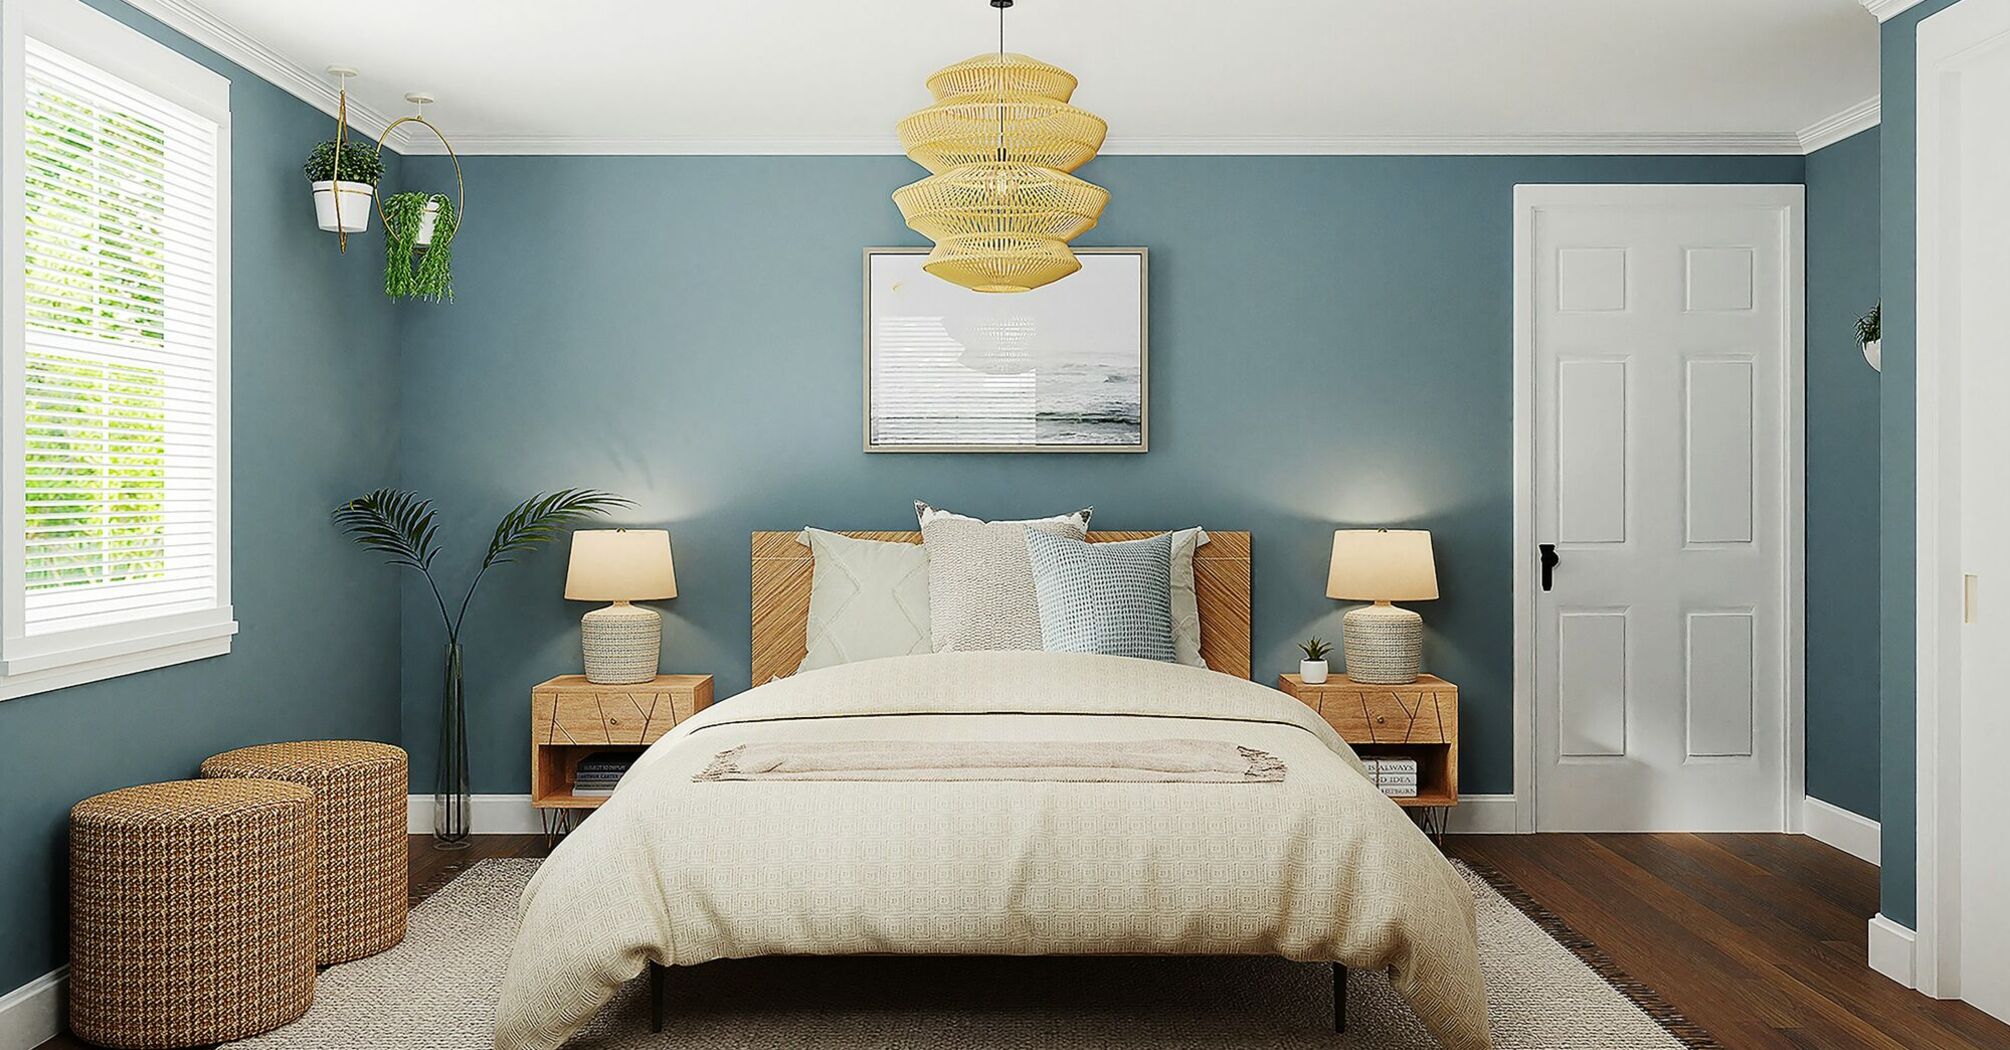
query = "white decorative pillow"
xmin=1169 ymin=527 xmax=1210 ymax=668
xmin=915 ymin=501 xmax=1092 ymax=652
xmin=796 ymin=528 xmax=932 ymax=673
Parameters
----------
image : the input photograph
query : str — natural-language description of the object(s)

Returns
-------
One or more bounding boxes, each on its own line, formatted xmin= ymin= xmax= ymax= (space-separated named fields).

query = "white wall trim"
xmin=396 ymin=131 xmax=1812 ymax=158
xmin=1911 ymin=0 xmax=2010 ymax=1002
xmin=407 ymin=793 xmax=540 ymax=836
xmin=113 ymin=0 xmax=408 ymax=149
xmin=0 ymin=965 xmax=64 ymax=1050
xmin=1869 ymin=914 xmax=1919 ymax=988
xmin=1443 ymin=794 xmax=1520 ymax=835
xmin=1863 ymin=0 xmax=1930 ymax=22
xmin=1803 ymin=796 xmax=1881 ymax=865
xmin=1798 ymin=96 xmax=1881 ymax=153
xmin=1511 ymin=184 xmax=1806 ymax=836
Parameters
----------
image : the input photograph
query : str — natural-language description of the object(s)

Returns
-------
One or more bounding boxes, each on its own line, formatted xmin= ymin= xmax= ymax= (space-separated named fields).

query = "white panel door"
xmin=1921 ymin=0 xmax=2010 ymax=1018
xmin=1522 ymin=185 xmax=1801 ymax=832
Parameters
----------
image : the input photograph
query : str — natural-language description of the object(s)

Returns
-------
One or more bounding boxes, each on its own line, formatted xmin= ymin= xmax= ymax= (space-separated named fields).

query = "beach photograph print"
xmin=866 ymin=249 xmax=1147 ymax=452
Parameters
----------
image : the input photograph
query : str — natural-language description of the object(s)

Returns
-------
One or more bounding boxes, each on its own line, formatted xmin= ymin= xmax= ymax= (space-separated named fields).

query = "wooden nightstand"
xmin=1277 ymin=673 xmax=1459 ymax=810
xmin=530 ymin=674 xmax=712 ymax=811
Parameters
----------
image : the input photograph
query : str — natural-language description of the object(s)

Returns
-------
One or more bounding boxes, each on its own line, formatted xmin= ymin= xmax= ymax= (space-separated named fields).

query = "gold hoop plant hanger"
xmin=371 ymin=92 xmax=465 ymax=240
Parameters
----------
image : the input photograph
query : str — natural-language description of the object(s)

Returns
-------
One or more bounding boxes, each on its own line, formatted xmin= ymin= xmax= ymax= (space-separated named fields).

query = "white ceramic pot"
xmin=1863 ymin=337 xmax=1882 ymax=372
xmin=1300 ymin=659 xmax=1330 ymax=685
xmin=312 ymin=180 xmax=375 ymax=233
xmin=413 ymin=199 xmax=442 ymax=247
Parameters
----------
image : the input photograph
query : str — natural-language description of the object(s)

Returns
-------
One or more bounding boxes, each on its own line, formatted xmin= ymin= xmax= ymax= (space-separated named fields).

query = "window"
xmin=2 ymin=0 xmax=232 ymax=699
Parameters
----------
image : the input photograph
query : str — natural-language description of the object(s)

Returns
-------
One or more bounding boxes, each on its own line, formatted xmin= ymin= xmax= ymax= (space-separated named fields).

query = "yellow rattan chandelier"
xmin=894 ymin=0 xmax=1108 ymax=293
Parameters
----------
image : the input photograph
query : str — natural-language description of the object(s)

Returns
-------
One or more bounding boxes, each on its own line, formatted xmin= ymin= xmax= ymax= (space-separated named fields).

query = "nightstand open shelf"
xmin=530 ymin=674 xmax=712 ymax=810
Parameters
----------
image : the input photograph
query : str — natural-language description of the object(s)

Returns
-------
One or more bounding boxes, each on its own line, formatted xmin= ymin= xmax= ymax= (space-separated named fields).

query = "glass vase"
xmin=433 ymin=642 xmax=471 ymax=849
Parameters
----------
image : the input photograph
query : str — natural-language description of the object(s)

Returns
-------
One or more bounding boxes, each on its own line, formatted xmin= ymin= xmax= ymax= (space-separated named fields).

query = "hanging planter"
xmin=384 ymin=192 xmax=457 ymax=303
xmin=304 ymin=139 xmax=383 ymax=233
xmin=1857 ymin=302 xmax=1882 ymax=373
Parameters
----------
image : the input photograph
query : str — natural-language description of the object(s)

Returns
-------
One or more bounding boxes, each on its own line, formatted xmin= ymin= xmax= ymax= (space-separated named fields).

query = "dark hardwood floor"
xmin=39 ymin=832 xmax=2010 ymax=1049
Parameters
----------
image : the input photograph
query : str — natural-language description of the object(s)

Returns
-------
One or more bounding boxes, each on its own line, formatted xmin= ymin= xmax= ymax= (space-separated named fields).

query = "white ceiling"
xmin=173 ymin=0 xmax=1880 ymax=154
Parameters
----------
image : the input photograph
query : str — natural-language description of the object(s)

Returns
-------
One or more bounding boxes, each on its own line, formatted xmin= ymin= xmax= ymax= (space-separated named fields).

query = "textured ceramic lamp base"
xmin=581 ymin=602 xmax=661 ymax=684
xmin=1342 ymin=602 xmax=1423 ymax=684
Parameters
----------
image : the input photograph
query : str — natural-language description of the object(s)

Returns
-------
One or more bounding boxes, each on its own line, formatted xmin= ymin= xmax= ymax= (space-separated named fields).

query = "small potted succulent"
xmin=1857 ymin=302 xmax=1882 ymax=373
xmin=304 ymin=139 xmax=384 ymax=233
xmin=383 ymin=191 xmax=458 ymax=303
xmin=1299 ymin=637 xmax=1333 ymax=685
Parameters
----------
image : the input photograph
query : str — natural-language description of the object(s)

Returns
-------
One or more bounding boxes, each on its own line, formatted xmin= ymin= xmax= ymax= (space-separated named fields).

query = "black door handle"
xmin=1540 ymin=544 xmax=1559 ymax=591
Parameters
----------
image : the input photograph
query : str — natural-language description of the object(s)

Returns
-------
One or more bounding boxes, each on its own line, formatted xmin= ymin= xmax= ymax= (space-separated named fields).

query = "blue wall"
xmin=1878 ymin=0 xmax=1965 ymax=930
xmin=1804 ymin=127 xmax=1882 ymax=821
xmin=0 ymin=1 xmax=404 ymax=994
xmin=394 ymin=152 xmax=1804 ymax=798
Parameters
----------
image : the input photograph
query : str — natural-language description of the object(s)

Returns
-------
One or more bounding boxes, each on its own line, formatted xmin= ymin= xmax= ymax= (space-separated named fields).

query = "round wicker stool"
xmin=70 ymin=779 xmax=316 ymax=1048
xmin=202 ymin=740 xmax=408 ymax=964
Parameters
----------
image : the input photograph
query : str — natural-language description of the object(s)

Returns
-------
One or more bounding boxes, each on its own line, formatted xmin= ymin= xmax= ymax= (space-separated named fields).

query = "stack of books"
xmin=571 ymin=752 xmax=637 ymax=798
xmin=1361 ymin=757 xmax=1420 ymax=799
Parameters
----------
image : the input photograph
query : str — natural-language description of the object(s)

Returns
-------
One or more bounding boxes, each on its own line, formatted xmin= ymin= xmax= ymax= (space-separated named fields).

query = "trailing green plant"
xmin=334 ymin=487 xmax=630 ymax=644
xmin=1299 ymin=637 xmax=1333 ymax=662
xmin=1857 ymin=302 xmax=1881 ymax=345
xmin=383 ymin=192 xmax=458 ymax=303
xmin=302 ymin=139 xmax=384 ymax=185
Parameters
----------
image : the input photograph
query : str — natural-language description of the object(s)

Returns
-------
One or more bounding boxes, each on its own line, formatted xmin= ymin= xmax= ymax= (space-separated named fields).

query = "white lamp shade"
xmin=565 ymin=529 xmax=677 ymax=601
xmin=1327 ymin=529 xmax=1438 ymax=602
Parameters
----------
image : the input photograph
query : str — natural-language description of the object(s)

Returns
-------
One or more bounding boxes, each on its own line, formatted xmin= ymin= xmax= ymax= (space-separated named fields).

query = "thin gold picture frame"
xmin=861 ymin=247 xmax=1150 ymax=454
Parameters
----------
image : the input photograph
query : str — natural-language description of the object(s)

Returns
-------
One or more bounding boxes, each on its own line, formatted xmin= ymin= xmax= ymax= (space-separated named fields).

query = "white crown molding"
xmin=116 ymin=0 xmax=414 ymax=151
xmin=1798 ymin=95 xmax=1881 ymax=152
xmin=398 ymin=131 xmax=1806 ymax=157
xmin=1862 ymin=0 xmax=1929 ymax=21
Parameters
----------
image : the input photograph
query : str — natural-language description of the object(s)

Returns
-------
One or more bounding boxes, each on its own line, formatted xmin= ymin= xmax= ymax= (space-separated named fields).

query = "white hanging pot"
xmin=1863 ymin=337 xmax=1882 ymax=372
xmin=312 ymin=180 xmax=375 ymax=233
xmin=413 ymin=199 xmax=442 ymax=247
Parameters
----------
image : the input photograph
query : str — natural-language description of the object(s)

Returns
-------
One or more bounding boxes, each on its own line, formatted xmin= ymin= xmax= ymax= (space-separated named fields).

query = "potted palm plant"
xmin=335 ymin=488 xmax=629 ymax=847
xmin=1300 ymin=637 xmax=1333 ymax=684
xmin=383 ymin=191 xmax=458 ymax=302
xmin=1858 ymin=302 xmax=1881 ymax=372
xmin=304 ymin=139 xmax=384 ymax=233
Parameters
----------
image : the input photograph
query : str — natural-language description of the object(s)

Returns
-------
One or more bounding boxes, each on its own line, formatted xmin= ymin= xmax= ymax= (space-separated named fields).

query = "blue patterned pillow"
xmin=1023 ymin=531 xmax=1176 ymax=662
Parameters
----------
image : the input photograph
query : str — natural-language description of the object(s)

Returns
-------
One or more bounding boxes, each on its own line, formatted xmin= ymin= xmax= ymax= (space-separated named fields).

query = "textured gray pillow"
xmin=915 ymin=501 xmax=1092 ymax=651
xmin=1024 ymin=531 xmax=1176 ymax=662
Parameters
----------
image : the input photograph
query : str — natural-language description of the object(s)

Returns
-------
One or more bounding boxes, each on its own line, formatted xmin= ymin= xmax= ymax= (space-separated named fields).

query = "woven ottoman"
xmin=70 ymin=779 xmax=316 ymax=1048
xmin=202 ymin=740 xmax=408 ymax=964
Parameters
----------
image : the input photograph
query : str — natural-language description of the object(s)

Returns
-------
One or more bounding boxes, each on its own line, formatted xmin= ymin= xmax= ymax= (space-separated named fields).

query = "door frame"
xmin=1510 ymin=183 xmax=1807 ymax=835
xmin=1914 ymin=0 xmax=2010 ymax=1000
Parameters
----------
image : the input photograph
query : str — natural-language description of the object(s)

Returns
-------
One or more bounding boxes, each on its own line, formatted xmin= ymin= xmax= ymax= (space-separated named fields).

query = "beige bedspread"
xmin=495 ymin=651 xmax=1490 ymax=1050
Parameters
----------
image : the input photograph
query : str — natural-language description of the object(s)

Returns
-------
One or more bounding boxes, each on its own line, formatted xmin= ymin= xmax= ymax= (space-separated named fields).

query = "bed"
xmin=493 ymin=531 xmax=1489 ymax=1050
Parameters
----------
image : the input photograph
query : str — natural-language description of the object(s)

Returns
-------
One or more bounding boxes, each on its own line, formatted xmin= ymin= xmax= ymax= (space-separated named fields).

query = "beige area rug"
xmin=227 ymin=859 xmax=1716 ymax=1049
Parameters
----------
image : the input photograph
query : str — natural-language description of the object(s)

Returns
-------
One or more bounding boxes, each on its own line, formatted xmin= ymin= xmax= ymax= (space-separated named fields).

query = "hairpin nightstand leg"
xmin=649 ymin=961 xmax=666 ymax=1032
xmin=1333 ymin=963 xmax=1347 ymax=1032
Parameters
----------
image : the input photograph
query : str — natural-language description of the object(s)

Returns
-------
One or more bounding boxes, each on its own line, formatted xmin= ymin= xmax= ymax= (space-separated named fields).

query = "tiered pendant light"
xmin=894 ymin=0 xmax=1108 ymax=293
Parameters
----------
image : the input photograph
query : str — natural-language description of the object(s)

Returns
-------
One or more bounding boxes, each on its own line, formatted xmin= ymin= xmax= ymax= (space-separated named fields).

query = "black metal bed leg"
xmin=649 ymin=961 xmax=666 ymax=1033
xmin=1333 ymin=963 xmax=1347 ymax=1033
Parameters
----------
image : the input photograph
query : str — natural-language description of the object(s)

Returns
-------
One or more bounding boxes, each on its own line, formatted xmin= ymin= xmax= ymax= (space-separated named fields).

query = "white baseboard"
xmin=1445 ymin=794 xmax=1519 ymax=834
xmin=1803 ymin=796 xmax=1880 ymax=865
xmin=0 ymin=966 xmax=65 ymax=1050
xmin=1868 ymin=913 xmax=1917 ymax=988
xmin=406 ymin=793 xmax=540 ymax=835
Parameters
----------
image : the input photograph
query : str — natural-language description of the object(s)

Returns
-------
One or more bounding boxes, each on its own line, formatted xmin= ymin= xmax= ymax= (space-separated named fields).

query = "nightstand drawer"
xmin=1308 ymin=687 xmax=1450 ymax=744
xmin=531 ymin=675 xmax=713 ymax=746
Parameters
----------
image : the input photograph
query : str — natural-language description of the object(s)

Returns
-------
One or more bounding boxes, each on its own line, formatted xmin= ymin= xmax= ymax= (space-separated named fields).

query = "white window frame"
xmin=0 ymin=0 xmax=234 ymax=701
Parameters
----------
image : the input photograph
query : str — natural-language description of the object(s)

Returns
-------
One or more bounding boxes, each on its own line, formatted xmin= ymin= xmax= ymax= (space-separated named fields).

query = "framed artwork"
xmin=863 ymin=247 xmax=1148 ymax=453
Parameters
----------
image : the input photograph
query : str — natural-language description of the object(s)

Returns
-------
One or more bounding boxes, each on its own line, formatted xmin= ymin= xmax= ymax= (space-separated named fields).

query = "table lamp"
xmin=565 ymin=529 xmax=678 ymax=684
xmin=1327 ymin=529 xmax=1438 ymax=684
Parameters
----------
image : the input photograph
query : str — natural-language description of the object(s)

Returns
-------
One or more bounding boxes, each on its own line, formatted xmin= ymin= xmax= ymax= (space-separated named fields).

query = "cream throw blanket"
xmin=496 ymin=651 xmax=1490 ymax=1050
xmin=692 ymin=738 xmax=1288 ymax=782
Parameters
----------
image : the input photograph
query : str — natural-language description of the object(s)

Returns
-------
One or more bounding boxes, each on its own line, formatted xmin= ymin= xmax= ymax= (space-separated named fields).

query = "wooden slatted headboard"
xmin=751 ymin=531 xmax=1253 ymax=685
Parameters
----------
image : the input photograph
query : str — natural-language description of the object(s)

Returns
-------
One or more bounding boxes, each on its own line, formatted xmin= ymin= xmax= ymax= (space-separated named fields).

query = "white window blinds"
xmin=19 ymin=37 xmax=222 ymax=635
